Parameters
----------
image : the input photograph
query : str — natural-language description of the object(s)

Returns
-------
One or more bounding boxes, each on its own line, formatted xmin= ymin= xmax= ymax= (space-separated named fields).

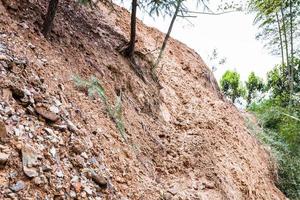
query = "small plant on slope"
xmin=73 ymin=75 xmax=127 ymax=142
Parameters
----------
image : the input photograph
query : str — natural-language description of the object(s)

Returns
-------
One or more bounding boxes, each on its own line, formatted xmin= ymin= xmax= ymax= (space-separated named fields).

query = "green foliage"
xmin=267 ymin=64 xmax=290 ymax=104
xmin=245 ymin=72 xmax=264 ymax=105
xmin=73 ymin=75 xmax=107 ymax=102
xmin=249 ymin=0 xmax=300 ymax=57
xmin=220 ymin=70 xmax=245 ymax=103
xmin=73 ymin=75 xmax=127 ymax=142
xmin=248 ymin=100 xmax=300 ymax=199
xmin=143 ymin=0 xmax=208 ymax=18
xmin=291 ymin=58 xmax=300 ymax=93
xmin=266 ymin=58 xmax=300 ymax=105
xmin=244 ymin=54 xmax=300 ymax=200
xmin=145 ymin=0 xmax=183 ymax=17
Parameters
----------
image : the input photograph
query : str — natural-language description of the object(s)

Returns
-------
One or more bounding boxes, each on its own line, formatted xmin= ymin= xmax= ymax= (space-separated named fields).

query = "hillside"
xmin=0 ymin=0 xmax=286 ymax=199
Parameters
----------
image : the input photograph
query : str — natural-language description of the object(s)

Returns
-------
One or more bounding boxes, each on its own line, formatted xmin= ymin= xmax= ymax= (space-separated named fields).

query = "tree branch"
xmin=187 ymin=10 xmax=239 ymax=15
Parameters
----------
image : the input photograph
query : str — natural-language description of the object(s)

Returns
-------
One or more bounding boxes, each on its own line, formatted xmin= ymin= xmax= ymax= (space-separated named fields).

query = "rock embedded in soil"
xmin=70 ymin=190 xmax=77 ymax=198
xmin=56 ymin=170 xmax=64 ymax=178
xmin=33 ymin=176 xmax=45 ymax=185
xmin=0 ymin=54 xmax=8 ymax=61
xmin=23 ymin=167 xmax=39 ymax=178
xmin=0 ymin=152 xmax=10 ymax=166
xmin=71 ymin=155 xmax=85 ymax=168
xmin=162 ymin=192 xmax=173 ymax=200
xmin=2 ymin=88 xmax=12 ymax=103
xmin=35 ymin=106 xmax=59 ymax=122
xmin=66 ymin=119 xmax=79 ymax=133
xmin=71 ymin=139 xmax=86 ymax=154
xmin=10 ymin=181 xmax=26 ymax=192
xmin=203 ymin=181 xmax=215 ymax=189
xmin=91 ymin=172 xmax=108 ymax=189
xmin=21 ymin=144 xmax=39 ymax=178
xmin=49 ymin=105 xmax=60 ymax=114
xmin=42 ymin=164 xmax=52 ymax=172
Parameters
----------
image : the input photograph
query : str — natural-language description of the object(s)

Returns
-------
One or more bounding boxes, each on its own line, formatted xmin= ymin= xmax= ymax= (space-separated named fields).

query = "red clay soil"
xmin=0 ymin=0 xmax=286 ymax=199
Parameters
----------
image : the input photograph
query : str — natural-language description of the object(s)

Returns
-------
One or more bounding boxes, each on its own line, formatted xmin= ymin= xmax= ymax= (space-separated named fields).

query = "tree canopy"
xmin=220 ymin=70 xmax=245 ymax=103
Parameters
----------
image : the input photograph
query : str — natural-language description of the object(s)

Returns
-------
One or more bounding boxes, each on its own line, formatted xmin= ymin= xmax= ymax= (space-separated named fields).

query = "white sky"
xmin=116 ymin=1 xmax=281 ymax=82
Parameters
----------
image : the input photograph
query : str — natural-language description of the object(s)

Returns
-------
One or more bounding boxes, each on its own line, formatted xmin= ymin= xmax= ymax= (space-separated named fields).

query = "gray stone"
xmin=50 ymin=146 xmax=56 ymax=158
xmin=49 ymin=105 xmax=60 ymax=114
xmin=66 ymin=119 xmax=79 ymax=133
xmin=163 ymin=192 xmax=173 ymax=200
xmin=70 ymin=190 xmax=77 ymax=198
xmin=84 ymin=185 xmax=93 ymax=195
xmin=10 ymin=181 xmax=26 ymax=192
xmin=56 ymin=170 xmax=64 ymax=178
xmin=23 ymin=167 xmax=39 ymax=178
xmin=22 ymin=144 xmax=39 ymax=178
xmin=33 ymin=176 xmax=43 ymax=185
xmin=42 ymin=164 xmax=53 ymax=172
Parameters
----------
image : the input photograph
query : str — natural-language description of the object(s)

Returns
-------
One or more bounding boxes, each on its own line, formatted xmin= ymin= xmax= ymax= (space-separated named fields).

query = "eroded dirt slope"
xmin=0 ymin=0 xmax=286 ymax=199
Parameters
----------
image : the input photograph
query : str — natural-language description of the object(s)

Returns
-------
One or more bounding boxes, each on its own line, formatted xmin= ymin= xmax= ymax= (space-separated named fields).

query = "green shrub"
xmin=248 ymin=100 xmax=300 ymax=199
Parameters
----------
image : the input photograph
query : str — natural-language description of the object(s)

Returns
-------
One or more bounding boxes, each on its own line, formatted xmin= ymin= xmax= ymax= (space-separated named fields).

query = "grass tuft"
xmin=73 ymin=75 xmax=127 ymax=142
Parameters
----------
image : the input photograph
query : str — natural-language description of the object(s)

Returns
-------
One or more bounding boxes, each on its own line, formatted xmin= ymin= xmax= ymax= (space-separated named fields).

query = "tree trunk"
xmin=124 ymin=0 xmax=138 ymax=58
xmin=280 ymin=6 xmax=291 ymax=93
xmin=275 ymin=12 xmax=285 ymax=67
xmin=247 ymin=94 xmax=251 ymax=106
xmin=152 ymin=0 xmax=182 ymax=71
xmin=289 ymin=0 xmax=294 ymax=97
xmin=42 ymin=0 xmax=59 ymax=38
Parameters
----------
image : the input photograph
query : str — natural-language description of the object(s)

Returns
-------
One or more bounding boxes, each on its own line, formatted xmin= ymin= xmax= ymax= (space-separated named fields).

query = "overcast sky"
xmin=116 ymin=1 xmax=281 ymax=82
